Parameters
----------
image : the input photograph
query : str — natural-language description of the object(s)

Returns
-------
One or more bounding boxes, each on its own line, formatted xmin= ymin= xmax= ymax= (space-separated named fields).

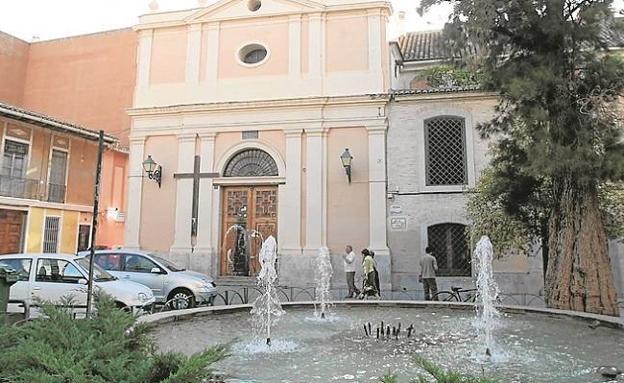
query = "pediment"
xmin=186 ymin=0 xmax=326 ymax=22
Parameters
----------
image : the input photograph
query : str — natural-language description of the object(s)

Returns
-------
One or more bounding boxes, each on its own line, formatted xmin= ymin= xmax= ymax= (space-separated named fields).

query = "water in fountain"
xmin=314 ymin=246 xmax=333 ymax=319
xmin=473 ymin=235 xmax=501 ymax=359
xmin=249 ymin=235 xmax=285 ymax=346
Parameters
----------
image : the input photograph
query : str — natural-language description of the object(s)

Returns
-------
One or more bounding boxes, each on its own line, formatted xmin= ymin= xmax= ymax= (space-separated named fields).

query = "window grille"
xmin=425 ymin=116 xmax=467 ymax=185
xmin=427 ymin=223 xmax=471 ymax=276
xmin=43 ymin=216 xmax=60 ymax=253
xmin=224 ymin=149 xmax=278 ymax=177
xmin=242 ymin=130 xmax=259 ymax=140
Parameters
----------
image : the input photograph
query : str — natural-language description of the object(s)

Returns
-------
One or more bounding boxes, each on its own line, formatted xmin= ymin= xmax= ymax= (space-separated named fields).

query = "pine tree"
xmin=420 ymin=0 xmax=624 ymax=315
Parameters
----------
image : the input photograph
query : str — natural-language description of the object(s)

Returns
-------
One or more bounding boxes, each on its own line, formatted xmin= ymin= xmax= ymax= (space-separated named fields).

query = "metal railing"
xmin=47 ymin=183 xmax=66 ymax=203
xmin=0 ymin=175 xmax=41 ymax=200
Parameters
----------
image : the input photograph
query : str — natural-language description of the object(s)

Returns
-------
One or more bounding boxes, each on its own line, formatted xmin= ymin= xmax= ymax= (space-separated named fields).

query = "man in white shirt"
xmin=342 ymin=245 xmax=360 ymax=298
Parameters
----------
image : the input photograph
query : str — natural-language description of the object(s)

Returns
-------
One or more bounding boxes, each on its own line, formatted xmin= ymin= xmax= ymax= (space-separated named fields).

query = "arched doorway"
xmin=220 ymin=149 xmax=279 ymax=276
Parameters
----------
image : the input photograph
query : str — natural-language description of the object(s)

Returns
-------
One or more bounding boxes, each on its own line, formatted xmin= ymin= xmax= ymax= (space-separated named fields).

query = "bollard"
xmin=0 ymin=266 xmax=18 ymax=326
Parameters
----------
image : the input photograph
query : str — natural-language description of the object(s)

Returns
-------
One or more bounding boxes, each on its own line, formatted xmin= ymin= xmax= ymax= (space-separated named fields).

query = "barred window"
xmin=43 ymin=216 xmax=61 ymax=253
xmin=224 ymin=149 xmax=278 ymax=177
xmin=425 ymin=116 xmax=467 ymax=186
xmin=427 ymin=223 xmax=471 ymax=276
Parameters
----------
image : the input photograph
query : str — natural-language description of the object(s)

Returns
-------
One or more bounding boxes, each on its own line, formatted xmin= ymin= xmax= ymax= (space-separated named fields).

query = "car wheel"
xmin=168 ymin=289 xmax=195 ymax=310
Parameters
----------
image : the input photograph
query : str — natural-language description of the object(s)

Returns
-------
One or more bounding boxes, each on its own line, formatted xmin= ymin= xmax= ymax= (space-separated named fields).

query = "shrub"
xmin=0 ymin=295 xmax=228 ymax=383
xmin=380 ymin=357 xmax=498 ymax=383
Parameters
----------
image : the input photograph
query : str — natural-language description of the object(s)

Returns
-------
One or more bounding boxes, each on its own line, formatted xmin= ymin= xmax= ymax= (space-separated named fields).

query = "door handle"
xmin=123 ymin=275 xmax=130 ymax=279
xmin=32 ymin=287 xmax=41 ymax=291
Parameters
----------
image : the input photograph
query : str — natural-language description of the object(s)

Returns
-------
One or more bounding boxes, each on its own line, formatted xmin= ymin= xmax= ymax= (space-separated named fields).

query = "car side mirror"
xmin=78 ymin=278 xmax=88 ymax=285
xmin=150 ymin=267 xmax=162 ymax=274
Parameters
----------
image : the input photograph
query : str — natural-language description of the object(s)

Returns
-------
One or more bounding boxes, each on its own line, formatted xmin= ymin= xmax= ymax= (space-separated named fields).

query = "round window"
xmin=247 ymin=0 xmax=261 ymax=11
xmin=238 ymin=44 xmax=268 ymax=65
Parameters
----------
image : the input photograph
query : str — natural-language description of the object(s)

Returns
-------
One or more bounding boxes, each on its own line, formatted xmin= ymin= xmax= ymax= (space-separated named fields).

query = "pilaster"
xmin=196 ymin=133 xmax=217 ymax=252
xmin=304 ymin=127 xmax=327 ymax=254
xmin=288 ymin=15 xmax=302 ymax=81
xmin=186 ymin=24 xmax=202 ymax=84
xmin=367 ymin=9 xmax=384 ymax=91
xmin=125 ymin=137 xmax=146 ymax=249
xmin=171 ymin=134 xmax=197 ymax=252
xmin=137 ymin=30 xmax=153 ymax=88
xmin=204 ymin=22 xmax=220 ymax=97
xmin=367 ymin=124 xmax=389 ymax=256
xmin=280 ymin=129 xmax=303 ymax=254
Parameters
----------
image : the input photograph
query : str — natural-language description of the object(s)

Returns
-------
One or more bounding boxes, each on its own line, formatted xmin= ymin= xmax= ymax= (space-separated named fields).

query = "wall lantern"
xmin=142 ymin=155 xmax=162 ymax=188
xmin=340 ymin=148 xmax=353 ymax=183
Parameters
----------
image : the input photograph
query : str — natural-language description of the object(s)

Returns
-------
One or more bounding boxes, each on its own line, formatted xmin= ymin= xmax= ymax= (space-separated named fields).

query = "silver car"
xmin=0 ymin=253 xmax=155 ymax=316
xmin=79 ymin=249 xmax=217 ymax=309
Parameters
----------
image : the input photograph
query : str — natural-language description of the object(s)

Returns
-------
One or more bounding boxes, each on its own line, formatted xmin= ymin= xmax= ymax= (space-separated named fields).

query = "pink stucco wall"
xmin=98 ymin=150 xmax=128 ymax=248
xmin=0 ymin=31 xmax=29 ymax=105
xmin=217 ymin=18 xmax=289 ymax=78
xmin=150 ymin=27 xmax=188 ymax=84
xmin=325 ymin=12 xmax=369 ymax=72
xmin=139 ymin=135 xmax=179 ymax=251
xmin=21 ymin=29 xmax=136 ymax=146
xmin=326 ymin=127 xmax=369 ymax=254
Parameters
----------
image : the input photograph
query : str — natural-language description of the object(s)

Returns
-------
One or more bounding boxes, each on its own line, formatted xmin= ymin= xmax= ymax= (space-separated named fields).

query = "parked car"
xmin=0 ymin=253 xmax=155 ymax=316
xmin=77 ymin=249 xmax=217 ymax=309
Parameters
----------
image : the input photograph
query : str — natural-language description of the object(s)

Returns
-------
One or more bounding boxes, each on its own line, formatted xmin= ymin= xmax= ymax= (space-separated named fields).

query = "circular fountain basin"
xmin=144 ymin=301 xmax=624 ymax=383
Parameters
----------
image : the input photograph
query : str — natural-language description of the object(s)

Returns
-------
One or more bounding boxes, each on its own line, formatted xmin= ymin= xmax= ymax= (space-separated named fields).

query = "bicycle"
xmin=431 ymin=286 xmax=477 ymax=302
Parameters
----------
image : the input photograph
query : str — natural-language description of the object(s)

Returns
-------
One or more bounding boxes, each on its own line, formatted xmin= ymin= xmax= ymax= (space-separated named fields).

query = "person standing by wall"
xmin=419 ymin=246 xmax=438 ymax=301
xmin=343 ymin=245 xmax=360 ymax=298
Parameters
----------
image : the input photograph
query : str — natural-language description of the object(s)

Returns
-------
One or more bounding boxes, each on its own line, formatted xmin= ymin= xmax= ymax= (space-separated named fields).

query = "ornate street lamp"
xmin=142 ymin=155 xmax=162 ymax=188
xmin=340 ymin=148 xmax=353 ymax=183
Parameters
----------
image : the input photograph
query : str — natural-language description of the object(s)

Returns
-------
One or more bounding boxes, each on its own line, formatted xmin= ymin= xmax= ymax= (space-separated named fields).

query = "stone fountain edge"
xmin=137 ymin=300 xmax=624 ymax=329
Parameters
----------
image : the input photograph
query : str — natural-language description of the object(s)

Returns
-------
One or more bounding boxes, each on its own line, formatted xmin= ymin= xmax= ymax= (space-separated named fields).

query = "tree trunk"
xmin=545 ymin=178 xmax=619 ymax=316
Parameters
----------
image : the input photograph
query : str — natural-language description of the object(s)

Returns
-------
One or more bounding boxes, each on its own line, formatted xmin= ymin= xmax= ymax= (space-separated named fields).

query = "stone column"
xmin=280 ymin=130 xmax=303 ymax=254
xmin=125 ymin=137 xmax=146 ymax=249
xmin=170 ymin=134 xmax=196 ymax=253
xmin=304 ymin=128 xmax=327 ymax=253
xmin=186 ymin=24 xmax=202 ymax=84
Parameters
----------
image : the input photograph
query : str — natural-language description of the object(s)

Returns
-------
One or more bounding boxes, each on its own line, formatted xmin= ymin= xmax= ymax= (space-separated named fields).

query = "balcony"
xmin=0 ymin=175 xmax=42 ymax=200
xmin=47 ymin=183 xmax=66 ymax=203
xmin=0 ymin=176 xmax=67 ymax=204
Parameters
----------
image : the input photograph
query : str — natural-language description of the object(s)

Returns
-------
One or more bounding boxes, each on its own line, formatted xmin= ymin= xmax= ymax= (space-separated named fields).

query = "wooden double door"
xmin=0 ymin=209 xmax=26 ymax=254
xmin=220 ymin=186 xmax=278 ymax=276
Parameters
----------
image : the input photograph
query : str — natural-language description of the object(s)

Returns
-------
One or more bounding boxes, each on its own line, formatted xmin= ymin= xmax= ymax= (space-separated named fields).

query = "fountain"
xmin=473 ymin=235 xmax=501 ymax=358
xmin=249 ymin=235 xmax=284 ymax=346
xmin=314 ymin=246 xmax=333 ymax=319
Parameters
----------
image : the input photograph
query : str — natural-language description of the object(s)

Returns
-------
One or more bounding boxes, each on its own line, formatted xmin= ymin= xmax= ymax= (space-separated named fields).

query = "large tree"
xmin=420 ymin=0 xmax=624 ymax=315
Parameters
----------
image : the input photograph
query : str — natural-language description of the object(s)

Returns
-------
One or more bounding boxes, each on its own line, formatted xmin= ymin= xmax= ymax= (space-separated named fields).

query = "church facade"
xmin=126 ymin=0 xmax=393 ymax=288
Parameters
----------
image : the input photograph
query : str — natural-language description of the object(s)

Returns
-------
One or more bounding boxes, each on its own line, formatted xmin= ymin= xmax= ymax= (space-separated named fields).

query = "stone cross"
xmin=173 ymin=155 xmax=219 ymax=243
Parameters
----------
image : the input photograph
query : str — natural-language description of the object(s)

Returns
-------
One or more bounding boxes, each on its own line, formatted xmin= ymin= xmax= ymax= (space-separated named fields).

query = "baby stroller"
xmin=358 ymin=270 xmax=380 ymax=299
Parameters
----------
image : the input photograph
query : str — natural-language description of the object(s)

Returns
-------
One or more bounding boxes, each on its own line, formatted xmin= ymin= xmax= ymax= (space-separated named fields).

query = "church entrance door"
xmin=220 ymin=186 xmax=278 ymax=276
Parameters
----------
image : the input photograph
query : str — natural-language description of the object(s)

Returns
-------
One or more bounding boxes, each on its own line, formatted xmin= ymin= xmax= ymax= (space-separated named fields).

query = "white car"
xmin=0 ymin=253 xmax=155 ymax=316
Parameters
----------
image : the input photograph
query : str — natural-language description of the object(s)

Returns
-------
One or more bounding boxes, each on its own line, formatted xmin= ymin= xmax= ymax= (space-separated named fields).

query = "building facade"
xmin=127 ymin=0 xmax=392 ymax=288
xmin=0 ymin=103 xmax=117 ymax=254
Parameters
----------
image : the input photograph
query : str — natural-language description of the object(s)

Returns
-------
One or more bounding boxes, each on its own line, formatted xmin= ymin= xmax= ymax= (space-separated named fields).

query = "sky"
xmin=0 ymin=0 xmax=453 ymax=42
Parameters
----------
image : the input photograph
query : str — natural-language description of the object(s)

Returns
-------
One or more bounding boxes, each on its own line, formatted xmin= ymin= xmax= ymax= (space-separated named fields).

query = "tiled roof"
xmin=0 ymin=102 xmax=117 ymax=143
xmin=399 ymin=18 xmax=624 ymax=62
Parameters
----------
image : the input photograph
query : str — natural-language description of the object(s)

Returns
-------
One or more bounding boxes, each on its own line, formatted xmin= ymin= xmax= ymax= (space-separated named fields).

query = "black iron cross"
xmin=173 ymin=155 xmax=219 ymax=241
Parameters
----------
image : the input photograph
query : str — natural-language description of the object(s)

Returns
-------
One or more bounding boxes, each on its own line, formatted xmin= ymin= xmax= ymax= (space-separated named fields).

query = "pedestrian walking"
xmin=342 ymin=245 xmax=360 ymax=298
xmin=419 ymin=246 xmax=438 ymax=301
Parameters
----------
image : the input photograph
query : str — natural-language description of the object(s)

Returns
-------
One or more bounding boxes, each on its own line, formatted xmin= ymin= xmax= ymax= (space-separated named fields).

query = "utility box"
xmin=0 ymin=266 xmax=18 ymax=325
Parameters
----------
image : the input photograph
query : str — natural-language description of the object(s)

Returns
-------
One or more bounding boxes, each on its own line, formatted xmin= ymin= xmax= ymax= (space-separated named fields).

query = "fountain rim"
xmin=138 ymin=300 xmax=623 ymax=330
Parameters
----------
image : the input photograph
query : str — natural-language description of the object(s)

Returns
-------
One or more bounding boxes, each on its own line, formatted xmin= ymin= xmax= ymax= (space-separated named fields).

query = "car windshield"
xmin=76 ymin=258 xmax=117 ymax=282
xmin=150 ymin=254 xmax=185 ymax=272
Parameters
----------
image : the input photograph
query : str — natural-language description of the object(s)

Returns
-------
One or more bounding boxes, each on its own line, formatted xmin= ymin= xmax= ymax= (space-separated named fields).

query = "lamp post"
xmin=340 ymin=148 xmax=353 ymax=183
xmin=142 ymin=155 xmax=162 ymax=188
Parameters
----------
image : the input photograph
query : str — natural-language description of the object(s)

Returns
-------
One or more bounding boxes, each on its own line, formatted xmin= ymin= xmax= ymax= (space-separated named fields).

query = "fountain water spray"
xmin=473 ymin=235 xmax=501 ymax=358
xmin=314 ymin=246 xmax=333 ymax=319
xmin=250 ymin=235 xmax=284 ymax=346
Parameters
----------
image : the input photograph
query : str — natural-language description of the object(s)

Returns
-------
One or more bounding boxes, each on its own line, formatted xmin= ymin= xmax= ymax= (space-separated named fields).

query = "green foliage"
xmin=380 ymin=357 xmax=497 ymax=383
xmin=416 ymin=65 xmax=485 ymax=88
xmin=0 ymin=295 xmax=228 ymax=383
